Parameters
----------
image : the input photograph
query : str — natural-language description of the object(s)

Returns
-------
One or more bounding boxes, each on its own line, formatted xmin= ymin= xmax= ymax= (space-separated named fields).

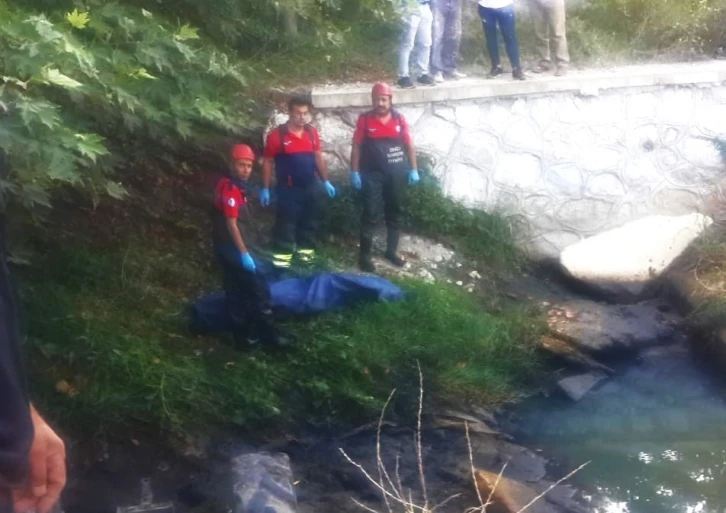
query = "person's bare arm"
xmin=314 ymin=151 xmax=329 ymax=181
xmin=261 ymin=157 xmax=273 ymax=188
xmin=226 ymin=217 xmax=247 ymax=254
xmin=351 ymin=143 xmax=361 ymax=171
xmin=404 ymin=141 xmax=417 ymax=170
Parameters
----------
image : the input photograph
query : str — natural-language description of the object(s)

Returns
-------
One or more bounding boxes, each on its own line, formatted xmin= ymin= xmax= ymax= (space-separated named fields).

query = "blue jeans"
xmin=478 ymin=3 xmax=521 ymax=70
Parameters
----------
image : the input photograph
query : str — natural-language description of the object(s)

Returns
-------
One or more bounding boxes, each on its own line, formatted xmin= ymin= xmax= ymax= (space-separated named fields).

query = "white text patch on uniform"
xmin=227 ymin=198 xmax=236 ymax=207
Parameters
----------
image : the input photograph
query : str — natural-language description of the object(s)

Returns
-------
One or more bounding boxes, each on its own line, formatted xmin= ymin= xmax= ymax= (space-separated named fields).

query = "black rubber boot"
xmin=384 ymin=252 xmax=405 ymax=267
xmin=359 ymin=235 xmax=375 ymax=273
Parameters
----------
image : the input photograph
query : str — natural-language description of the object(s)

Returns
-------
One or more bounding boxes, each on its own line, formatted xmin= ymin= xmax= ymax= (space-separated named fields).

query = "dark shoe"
xmin=488 ymin=65 xmax=504 ymax=78
xmin=555 ymin=65 xmax=568 ymax=77
xmin=384 ymin=251 xmax=405 ymax=267
xmin=417 ymin=74 xmax=436 ymax=86
xmin=532 ymin=62 xmax=551 ymax=74
xmin=397 ymin=76 xmax=415 ymax=89
xmin=512 ymin=68 xmax=526 ymax=81
xmin=359 ymin=256 xmax=375 ymax=273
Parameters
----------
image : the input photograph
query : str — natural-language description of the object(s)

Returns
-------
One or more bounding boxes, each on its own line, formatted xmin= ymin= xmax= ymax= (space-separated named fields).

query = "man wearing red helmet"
xmin=350 ymin=82 xmax=420 ymax=272
xmin=212 ymin=144 xmax=292 ymax=349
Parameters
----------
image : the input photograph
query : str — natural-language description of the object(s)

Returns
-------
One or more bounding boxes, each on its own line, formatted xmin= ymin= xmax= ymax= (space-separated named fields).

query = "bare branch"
xmin=515 ymin=461 xmax=590 ymax=513
xmin=415 ymin=361 xmax=429 ymax=510
xmin=351 ymin=497 xmax=383 ymax=513
xmin=465 ymin=421 xmax=486 ymax=509
xmin=338 ymin=448 xmax=428 ymax=512
xmin=377 ymin=389 xmax=400 ymax=511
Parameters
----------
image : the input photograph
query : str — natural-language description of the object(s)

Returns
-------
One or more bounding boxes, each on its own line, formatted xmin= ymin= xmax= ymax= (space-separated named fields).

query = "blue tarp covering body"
xmin=189 ymin=271 xmax=404 ymax=334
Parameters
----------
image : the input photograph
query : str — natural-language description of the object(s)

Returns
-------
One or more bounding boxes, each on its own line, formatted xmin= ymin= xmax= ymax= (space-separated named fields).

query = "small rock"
xmin=435 ymin=255 xmax=444 ymax=263
xmin=469 ymin=270 xmax=482 ymax=280
xmin=456 ymin=281 xmax=463 ymax=286
xmin=564 ymin=310 xmax=576 ymax=319
xmin=157 ymin=461 xmax=170 ymax=472
xmin=417 ymin=269 xmax=436 ymax=284
xmin=456 ymin=263 xmax=462 ymax=268
xmin=541 ymin=301 xmax=550 ymax=307
xmin=557 ymin=372 xmax=607 ymax=401
xmin=430 ymin=263 xmax=438 ymax=269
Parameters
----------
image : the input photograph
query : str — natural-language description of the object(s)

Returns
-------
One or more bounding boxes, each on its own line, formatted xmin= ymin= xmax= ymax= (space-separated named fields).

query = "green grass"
xmin=16 ymin=169 xmax=540 ymax=438
xmin=19 ymin=238 xmax=542 ymax=438
xmin=320 ymin=162 xmax=522 ymax=270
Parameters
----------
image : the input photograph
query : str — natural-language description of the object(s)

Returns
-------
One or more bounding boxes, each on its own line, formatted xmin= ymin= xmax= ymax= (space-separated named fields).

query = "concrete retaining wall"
xmin=280 ymin=62 xmax=726 ymax=257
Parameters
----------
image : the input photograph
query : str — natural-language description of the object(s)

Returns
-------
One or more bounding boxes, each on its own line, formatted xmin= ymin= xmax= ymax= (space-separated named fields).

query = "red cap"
xmin=230 ymin=143 xmax=254 ymax=162
xmin=371 ymin=81 xmax=393 ymax=97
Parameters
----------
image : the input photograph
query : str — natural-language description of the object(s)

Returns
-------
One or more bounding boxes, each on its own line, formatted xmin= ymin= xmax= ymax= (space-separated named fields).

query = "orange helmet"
xmin=230 ymin=143 xmax=254 ymax=162
xmin=371 ymin=81 xmax=393 ymax=97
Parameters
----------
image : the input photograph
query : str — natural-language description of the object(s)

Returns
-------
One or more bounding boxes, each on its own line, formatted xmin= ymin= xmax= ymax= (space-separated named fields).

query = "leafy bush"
xmin=0 ymin=0 xmax=399 ymax=213
xmin=570 ymin=0 xmax=726 ymax=58
xmin=320 ymin=157 xmax=522 ymax=269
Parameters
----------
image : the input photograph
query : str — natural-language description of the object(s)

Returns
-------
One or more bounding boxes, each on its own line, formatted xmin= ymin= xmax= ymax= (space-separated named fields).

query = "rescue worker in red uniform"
xmin=212 ymin=144 xmax=292 ymax=349
xmin=261 ymin=97 xmax=336 ymax=269
xmin=350 ymin=82 xmax=420 ymax=272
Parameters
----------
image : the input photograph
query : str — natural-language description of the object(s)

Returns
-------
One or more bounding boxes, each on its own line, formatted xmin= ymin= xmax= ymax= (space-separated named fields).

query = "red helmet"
xmin=371 ymin=81 xmax=393 ymax=97
xmin=230 ymin=143 xmax=254 ymax=162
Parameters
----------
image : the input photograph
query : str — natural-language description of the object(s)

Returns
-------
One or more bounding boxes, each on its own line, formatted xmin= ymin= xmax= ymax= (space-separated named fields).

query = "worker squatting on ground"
xmin=350 ymin=82 xmax=420 ymax=273
xmin=0 ymin=191 xmax=66 ymax=510
xmin=261 ymin=97 xmax=336 ymax=269
xmin=212 ymin=144 xmax=293 ymax=349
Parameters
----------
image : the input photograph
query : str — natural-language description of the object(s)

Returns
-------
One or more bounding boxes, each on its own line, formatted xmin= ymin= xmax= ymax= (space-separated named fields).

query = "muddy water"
xmin=508 ymin=342 xmax=726 ymax=513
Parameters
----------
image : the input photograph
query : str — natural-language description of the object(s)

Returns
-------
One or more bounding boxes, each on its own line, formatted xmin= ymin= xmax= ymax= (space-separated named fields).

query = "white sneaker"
xmin=444 ymin=70 xmax=467 ymax=80
xmin=433 ymin=72 xmax=444 ymax=83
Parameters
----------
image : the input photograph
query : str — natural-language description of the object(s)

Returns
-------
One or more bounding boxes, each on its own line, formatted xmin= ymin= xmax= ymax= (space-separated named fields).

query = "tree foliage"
xmin=0 ymin=0 xmax=398 ymax=211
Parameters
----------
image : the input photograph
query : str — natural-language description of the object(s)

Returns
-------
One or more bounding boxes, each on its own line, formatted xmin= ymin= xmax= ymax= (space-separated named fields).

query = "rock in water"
xmin=557 ymin=372 xmax=607 ymax=401
xmin=560 ymin=213 xmax=712 ymax=297
xmin=232 ymin=453 xmax=297 ymax=513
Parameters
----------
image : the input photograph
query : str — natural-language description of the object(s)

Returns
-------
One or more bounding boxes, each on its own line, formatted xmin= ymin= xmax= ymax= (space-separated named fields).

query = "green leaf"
xmin=41 ymin=68 xmax=83 ymax=89
xmin=66 ymin=9 xmax=90 ymax=29
xmin=174 ymin=24 xmax=199 ymax=40
xmin=105 ymin=181 xmax=127 ymax=199
xmin=20 ymin=183 xmax=52 ymax=209
xmin=129 ymin=67 xmax=156 ymax=80
xmin=74 ymin=133 xmax=108 ymax=162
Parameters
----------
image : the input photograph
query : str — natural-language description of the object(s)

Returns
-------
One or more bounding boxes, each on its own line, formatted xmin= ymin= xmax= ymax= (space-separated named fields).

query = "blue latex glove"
xmin=323 ymin=180 xmax=336 ymax=198
xmin=259 ymin=187 xmax=270 ymax=207
xmin=240 ymin=252 xmax=256 ymax=273
xmin=408 ymin=169 xmax=420 ymax=185
xmin=350 ymin=171 xmax=362 ymax=190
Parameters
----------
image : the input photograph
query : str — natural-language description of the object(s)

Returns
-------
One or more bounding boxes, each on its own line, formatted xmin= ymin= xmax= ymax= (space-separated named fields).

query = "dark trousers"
xmin=478 ymin=3 xmax=521 ymax=70
xmin=360 ymin=169 xmax=405 ymax=258
xmin=273 ymin=185 xmax=318 ymax=253
xmin=216 ymin=251 xmax=278 ymax=346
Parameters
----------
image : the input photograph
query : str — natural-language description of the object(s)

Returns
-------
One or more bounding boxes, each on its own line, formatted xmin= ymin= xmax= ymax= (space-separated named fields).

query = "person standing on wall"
xmin=260 ymin=97 xmax=336 ymax=269
xmin=212 ymin=144 xmax=294 ymax=349
xmin=397 ymin=0 xmax=436 ymax=88
xmin=349 ymin=82 xmax=420 ymax=272
xmin=430 ymin=0 xmax=467 ymax=83
xmin=477 ymin=0 xmax=525 ymax=80
xmin=1 ymin=152 xmax=66 ymax=513
xmin=529 ymin=0 xmax=569 ymax=75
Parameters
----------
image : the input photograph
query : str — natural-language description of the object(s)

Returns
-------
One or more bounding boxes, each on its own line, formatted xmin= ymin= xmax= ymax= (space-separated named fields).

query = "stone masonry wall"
xmin=302 ymin=82 xmax=726 ymax=257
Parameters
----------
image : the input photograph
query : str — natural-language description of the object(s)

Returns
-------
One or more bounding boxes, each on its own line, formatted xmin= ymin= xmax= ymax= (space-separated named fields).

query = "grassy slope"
xmin=15 ymin=169 xmax=544 ymax=440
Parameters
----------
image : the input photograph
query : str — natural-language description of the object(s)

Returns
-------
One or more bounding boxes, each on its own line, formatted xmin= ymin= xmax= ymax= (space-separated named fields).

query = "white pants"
xmin=397 ymin=3 xmax=433 ymax=78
